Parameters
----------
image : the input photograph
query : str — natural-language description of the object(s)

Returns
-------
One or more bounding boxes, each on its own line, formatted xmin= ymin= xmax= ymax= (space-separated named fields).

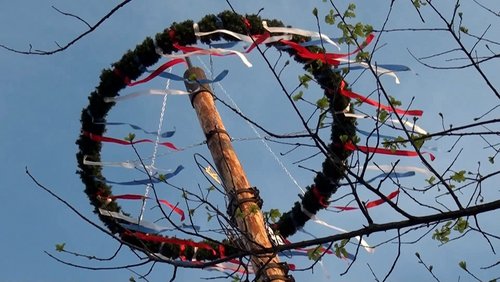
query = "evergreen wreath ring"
xmin=76 ymin=10 xmax=356 ymax=264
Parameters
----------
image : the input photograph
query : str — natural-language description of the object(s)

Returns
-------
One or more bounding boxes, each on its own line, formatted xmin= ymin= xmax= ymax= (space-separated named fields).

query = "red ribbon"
xmin=344 ymin=142 xmax=435 ymax=161
xmin=128 ymin=232 xmax=216 ymax=255
xmin=218 ymin=244 xmax=226 ymax=258
xmin=332 ymin=189 xmax=400 ymax=211
xmin=108 ymin=194 xmax=185 ymax=221
xmin=127 ymin=58 xmax=186 ymax=87
xmin=83 ymin=131 xmax=178 ymax=151
xmin=244 ymin=32 xmax=271 ymax=53
xmin=279 ymin=33 xmax=375 ymax=66
xmin=339 ymin=81 xmax=423 ymax=117
xmin=311 ymin=185 xmax=329 ymax=208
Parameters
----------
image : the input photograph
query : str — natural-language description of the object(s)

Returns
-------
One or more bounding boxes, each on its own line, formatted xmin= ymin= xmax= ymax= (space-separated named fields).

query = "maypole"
xmin=183 ymin=60 xmax=291 ymax=281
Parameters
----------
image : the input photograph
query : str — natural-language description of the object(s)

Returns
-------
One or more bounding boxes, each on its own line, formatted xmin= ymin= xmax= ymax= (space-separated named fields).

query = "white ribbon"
xmin=104 ymin=89 xmax=191 ymax=103
xmin=300 ymin=203 xmax=373 ymax=253
xmin=194 ymin=23 xmax=293 ymax=45
xmin=364 ymin=164 xmax=433 ymax=177
xmin=98 ymin=208 xmax=166 ymax=232
xmin=205 ymin=165 xmax=221 ymax=184
xmin=336 ymin=58 xmax=401 ymax=84
xmin=83 ymin=155 xmax=136 ymax=169
xmin=343 ymin=113 xmax=428 ymax=135
xmin=262 ymin=21 xmax=340 ymax=50
xmin=162 ymin=47 xmax=252 ymax=67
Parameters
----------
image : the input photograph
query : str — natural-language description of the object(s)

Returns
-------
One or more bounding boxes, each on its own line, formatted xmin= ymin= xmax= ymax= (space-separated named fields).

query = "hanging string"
xmin=139 ymin=67 xmax=173 ymax=223
xmin=196 ymin=57 xmax=305 ymax=194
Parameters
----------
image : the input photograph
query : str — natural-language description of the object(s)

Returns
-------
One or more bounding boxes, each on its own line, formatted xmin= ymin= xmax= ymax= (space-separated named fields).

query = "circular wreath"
xmin=76 ymin=10 xmax=355 ymax=265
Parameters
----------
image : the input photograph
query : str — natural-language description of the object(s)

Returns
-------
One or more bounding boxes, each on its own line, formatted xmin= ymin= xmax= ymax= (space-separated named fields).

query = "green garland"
xmin=76 ymin=10 xmax=355 ymax=263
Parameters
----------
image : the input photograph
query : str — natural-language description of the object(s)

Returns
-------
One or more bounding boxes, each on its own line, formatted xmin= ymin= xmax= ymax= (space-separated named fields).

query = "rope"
xmin=138 ymin=67 xmax=172 ymax=223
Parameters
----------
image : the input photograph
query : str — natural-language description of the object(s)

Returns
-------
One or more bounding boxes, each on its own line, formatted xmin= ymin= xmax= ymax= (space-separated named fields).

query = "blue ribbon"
xmin=100 ymin=165 xmax=184 ymax=186
xmin=95 ymin=121 xmax=175 ymax=138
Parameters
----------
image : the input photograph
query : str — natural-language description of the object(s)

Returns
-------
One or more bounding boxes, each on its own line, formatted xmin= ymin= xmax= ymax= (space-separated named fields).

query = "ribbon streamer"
xmin=120 ymin=222 xmax=200 ymax=233
xmin=262 ymin=21 xmax=340 ymax=49
xmin=365 ymin=171 xmax=415 ymax=183
xmin=94 ymin=121 xmax=175 ymax=138
xmin=100 ymin=209 xmax=198 ymax=233
xmin=83 ymin=155 xmax=136 ymax=169
xmin=365 ymin=164 xmax=433 ymax=177
xmin=107 ymin=194 xmax=185 ymax=221
xmin=205 ymin=166 xmax=221 ymax=184
xmin=104 ymin=89 xmax=191 ymax=103
xmin=340 ymin=81 xmax=423 ymax=116
xmin=165 ymin=44 xmax=253 ymax=67
xmin=126 ymin=58 xmax=186 ymax=87
xmin=129 ymin=231 xmax=217 ymax=255
xmin=83 ymin=131 xmax=179 ymax=151
xmin=341 ymin=59 xmax=403 ymax=84
xmin=99 ymin=165 xmax=184 ymax=185
xmin=338 ymin=63 xmax=410 ymax=72
xmin=278 ymin=34 xmax=373 ymax=65
xmin=194 ymin=23 xmax=293 ymax=46
xmin=343 ymin=113 xmax=428 ymax=135
xmin=299 ymin=204 xmax=373 ymax=253
xmin=331 ymin=189 xmax=400 ymax=211
xmin=99 ymin=208 xmax=166 ymax=232
xmin=344 ymin=142 xmax=435 ymax=161
xmin=152 ymin=69 xmax=229 ymax=85
xmin=83 ymin=155 xmax=174 ymax=173
xmin=356 ymin=129 xmax=437 ymax=152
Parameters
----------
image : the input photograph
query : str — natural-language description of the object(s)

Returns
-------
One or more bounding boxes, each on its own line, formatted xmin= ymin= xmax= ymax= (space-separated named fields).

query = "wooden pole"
xmin=184 ymin=66 xmax=291 ymax=282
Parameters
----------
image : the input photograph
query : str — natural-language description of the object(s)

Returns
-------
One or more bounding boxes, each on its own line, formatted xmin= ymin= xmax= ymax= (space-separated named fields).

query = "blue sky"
xmin=1 ymin=1 xmax=498 ymax=281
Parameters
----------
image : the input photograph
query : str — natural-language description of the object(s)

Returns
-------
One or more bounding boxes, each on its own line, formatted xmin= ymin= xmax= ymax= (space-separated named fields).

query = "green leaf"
xmin=189 ymin=209 xmax=195 ymax=216
xmin=459 ymin=26 xmax=469 ymax=34
xmin=55 ymin=243 xmax=66 ymax=252
xmin=158 ymin=174 xmax=166 ymax=181
xmin=235 ymin=208 xmax=244 ymax=219
xmin=316 ymin=96 xmax=329 ymax=110
xmin=432 ymin=221 xmax=452 ymax=243
xmin=388 ymin=95 xmax=402 ymax=107
xmin=426 ymin=176 xmax=436 ymax=185
xmin=459 ymin=260 xmax=467 ymax=270
xmin=269 ymin=208 xmax=282 ymax=223
xmin=378 ymin=109 xmax=389 ymax=122
xmin=307 ymin=245 xmax=322 ymax=261
xmin=325 ymin=9 xmax=336 ymax=25
xmin=412 ymin=0 xmax=427 ymax=8
xmin=207 ymin=212 xmax=213 ymax=222
xmin=355 ymin=51 xmax=370 ymax=62
xmin=124 ymin=133 xmax=135 ymax=142
xmin=188 ymin=73 xmax=197 ymax=81
xmin=488 ymin=156 xmax=495 ymax=164
xmin=249 ymin=203 xmax=259 ymax=214
xmin=298 ymin=74 xmax=312 ymax=88
xmin=339 ymin=134 xmax=349 ymax=144
xmin=231 ymin=274 xmax=240 ymax=282
xmin=453 ymin=217 xmax=469 ymax=233
xmin=292 ymin=91 xmax=304 ymax=102
xmin=129 ymin=277 xmax=136 ymax=282
xmin=451 ymin=170 xmax=466 ymax=183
